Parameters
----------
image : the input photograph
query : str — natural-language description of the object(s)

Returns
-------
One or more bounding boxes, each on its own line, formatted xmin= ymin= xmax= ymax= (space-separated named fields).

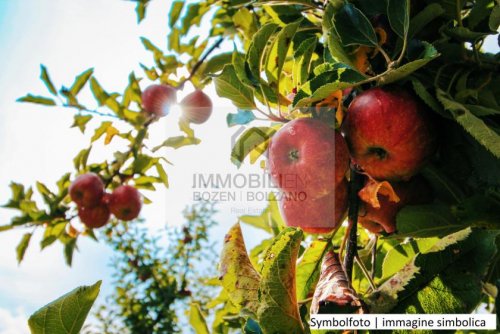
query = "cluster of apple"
xmin=141 ymin=84 xmax=213 ymax=124
xmin=69 ymin=173 xmax=142 ymax=229
xmin=269 ymin=86 xmax=436 ymax=235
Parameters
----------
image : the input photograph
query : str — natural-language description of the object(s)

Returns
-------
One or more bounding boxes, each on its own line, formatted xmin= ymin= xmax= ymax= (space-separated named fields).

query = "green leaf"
xmin=378 ymin=42 xmax=439 ymax=85
xmin=40 ymin=65 xmax=57 ymax=95
xmin=240 ymin=192 xmax=284 ymax=235
xmin=70 ymin=68 xmax=93 ymax=96
xmin=226 ymin=110 xmax=256 ymax=127
xmin=408 ymin=3 xmax=445 ymax=39
xmin=91 ymin=121 xmax=112 ymax=142
xmin=169 ymin=1 xmax=184 ymax=28
xmin=381 ymin=237 xmax=440 ymax=281
xmin=41 ymin=221 xmax=67 ymax=249
xmin=152 ymin=136 xmax=201 ymax=151
xmin=444 ymin=26 xmax=493 ymax=42
xmin=334 ymin=3 xmax=377 ymax=47
xmin=233 ymin=52 xmax=258 ymax=88
xmin=393 ymin=230 xmax=497 ymax=314
xmin=155 ymin=162 xmax=169 ymax=188
xmin=293 ymin=36 xmax=317 ymax=87
xmin=89 ymin=78 xmax=108 ymax=106
xmin=122 ymin=72 xmax=142 ymax=108
xmin=232 ymin=7 xmax=258 ymax=39
xmin=73 ymin=147 xmax=91 ymax=171
xmin=265 ymin=19 xmax=302 ymax=85
xmin=28 ymin=281 xmax=101 ymax=334
xmin=36 ymin=181 xmax=55 ymax=206
xmin=466 ymin=104 xmax=500 ymax=117
xmin=214 ymin=65 xmax=256 ymax=109
xmin=323 ymin=4 xmax=355 ymax=68
xmin=131 ymin=154 xmax=155 ymax=174
xmin=410 ymin=78 xmax=447 ymax=117
xmin=219 ymin=223 xmax=261 ymax=315
xmin=64 ymin=239 xmax=77 ymax=267
xmin=386 ymin=0 xmax=409 ymax=39
xmin=249 ymin=238 xmax=274 ymax=269
xmin=189 ymin=303 xmax=210 ymax=334
xmin=201 ymin=52 xmax=233 ymax=76
xmin=168 ymin=28 xmax=181 ymax=52
xmin=3 ymin=182 xmax=26 ymax=209
xmin=246 ymin=23 xmax=279 ymax=79
xmin=296 ymin=239 xmax=329 ymax=301
xmin=135 ymin=1 xmax=149 ymax=23
xmin=467 ymin=0 xmax=492 ymax=29
xmin=393 ymin=204 xmax=468 ymax=238
xmin=367 ymin=228 xmax=473 ymax=313
xmin=230 ymin=126 xmax=276 ymax=167
xmin=16 ymin=233 xmax=32 ymax=264
xmin=436 ymin=89 xmax=500 ymax=158
xmin=71 ymin=114 xmax=92 ymax=133
xmin=421 ymin=165 xmax=465 ymax=203
xmin=17 ymin=94 xmax=56 ymax=106
xmin=257 ymin=228 xmax=304 ymax=334
xmin=294 ymin=64 xmax=365 ymax=107
xmin=180 ymin=3 xmax=209 ymax=35
xmin=489 ymin=4 xmax=500 ymax=31
xmin=140 ymin=37 xmax=162 ymax=54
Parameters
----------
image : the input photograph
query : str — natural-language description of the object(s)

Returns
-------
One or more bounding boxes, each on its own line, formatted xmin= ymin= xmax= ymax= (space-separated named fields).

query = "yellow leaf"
xmin=104 ymin=126 xmax=119 ymax=145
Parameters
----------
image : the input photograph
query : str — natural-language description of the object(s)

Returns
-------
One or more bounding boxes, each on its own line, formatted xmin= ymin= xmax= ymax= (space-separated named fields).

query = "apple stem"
xmin=343 ymin=167 xmax=364 ymax=283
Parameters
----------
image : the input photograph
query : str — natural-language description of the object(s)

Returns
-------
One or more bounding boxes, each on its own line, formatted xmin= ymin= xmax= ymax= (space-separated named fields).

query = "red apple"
xmin=268 ymin=118 xmax=349 ymax=199
xmin=180 ymin=90 xmax=213 ymax=124
xmin=359 ymin=176 xmax=433 ymax=234
xmin=141 ymin=84 xmax=177 ymax=117
xmin=69 ymin=173 xmax=104 ymax=208
xmin=280 ymin=179 xmax=348 ymax=234
xmin=78 ymin=201 xmax=111 ymax=229
xmin=343 ymin=87 xmax=437 ymax=181
xmin=108 ymin=185 xmax=142 ymax=221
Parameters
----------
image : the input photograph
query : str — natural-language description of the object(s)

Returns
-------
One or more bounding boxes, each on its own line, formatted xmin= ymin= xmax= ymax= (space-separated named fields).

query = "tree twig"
xmin=344 ymin=167 xmax=363 ymax=282
xmin=178 ymin=36 xmax=224 ymax=90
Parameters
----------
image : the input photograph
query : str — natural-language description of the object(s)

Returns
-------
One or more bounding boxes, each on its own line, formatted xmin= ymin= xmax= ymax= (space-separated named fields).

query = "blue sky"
xmin=0 ymin=1 xmax=269 ymax=333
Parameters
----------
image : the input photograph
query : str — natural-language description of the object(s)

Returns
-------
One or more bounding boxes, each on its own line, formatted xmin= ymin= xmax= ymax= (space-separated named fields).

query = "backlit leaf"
xmin=28 ymin=281 xmax=101 ymax=334
xmin=257 ymin=228 xmax=304 ymax=333
xmin=219 ymin=223 xmax=260 ymax=315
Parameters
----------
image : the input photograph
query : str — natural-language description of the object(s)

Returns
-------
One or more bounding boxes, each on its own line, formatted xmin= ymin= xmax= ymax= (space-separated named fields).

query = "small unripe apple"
xmin=108 ymin=185 xmax=142 ymax=221
xmin=180 ymin=90 xmax=213 ymax=124
xmin=269 ymin=118 xmax=349 ymax=200
xmin=78 ymin=201 xmax=111 ymax=229
xmin=69 ymin=173 xmax=104 ymax=208
xmin=359 ymin=176 xmax=433 ymax=234
xmin=141 ymin=84 xmax=177 ymax=117
xmin=343 ymin=87 xmax=437 ymax=181
xmin=280 ymin=179 xmax=348 ymax=234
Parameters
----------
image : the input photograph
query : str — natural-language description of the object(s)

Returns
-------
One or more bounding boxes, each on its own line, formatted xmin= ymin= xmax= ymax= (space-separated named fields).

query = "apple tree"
xmin=2 ymin=0 xmax=500 ymax=333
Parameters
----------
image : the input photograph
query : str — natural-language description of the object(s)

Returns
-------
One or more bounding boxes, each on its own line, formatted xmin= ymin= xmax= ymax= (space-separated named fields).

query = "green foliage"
xmin=91 ymin=202 xmax=218 ymax=333
xmin=28 ymin=281 xmax=101 ymax=334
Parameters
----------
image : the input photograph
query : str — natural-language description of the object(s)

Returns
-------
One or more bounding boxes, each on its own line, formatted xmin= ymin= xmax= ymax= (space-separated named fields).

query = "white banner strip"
xmin=309 ymin=314 xmax=497 ymax=330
